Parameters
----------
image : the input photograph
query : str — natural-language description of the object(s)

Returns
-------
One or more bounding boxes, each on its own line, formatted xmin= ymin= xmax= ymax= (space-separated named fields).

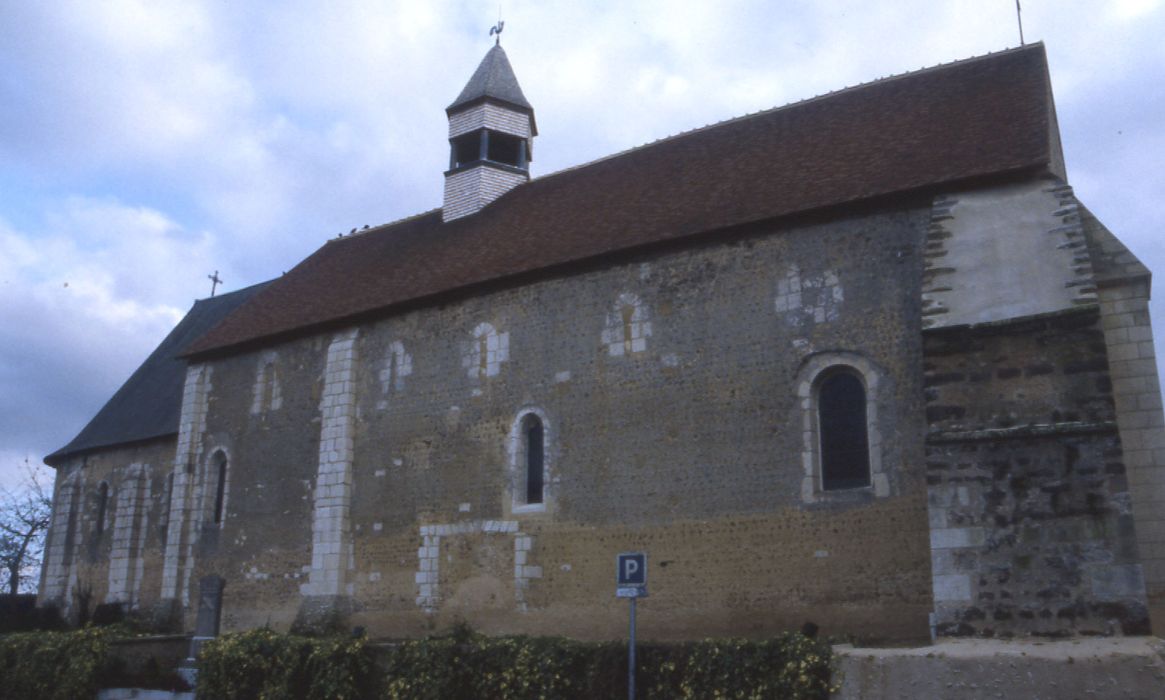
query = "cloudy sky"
xmin=1 ymin=0 xmax=1162 ymax=490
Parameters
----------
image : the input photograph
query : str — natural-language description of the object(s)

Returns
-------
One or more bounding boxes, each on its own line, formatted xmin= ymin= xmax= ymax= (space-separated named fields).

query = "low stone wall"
xmin=835 ymin=637 xmax=1165 ymax=699
xmin=107 ymin=635 xmax=190 ymax=675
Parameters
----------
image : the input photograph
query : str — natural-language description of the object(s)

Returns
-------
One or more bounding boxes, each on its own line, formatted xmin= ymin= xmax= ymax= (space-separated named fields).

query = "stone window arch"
xmin=795 ymin=352 xmax=889 ymax=503
xmin=602 ymin=293 xmax=651 ymax=356
xmin=204 ymin=448 xmax=230 ymax=527
xmin=508 ymin=407 xmax=553 ymax=514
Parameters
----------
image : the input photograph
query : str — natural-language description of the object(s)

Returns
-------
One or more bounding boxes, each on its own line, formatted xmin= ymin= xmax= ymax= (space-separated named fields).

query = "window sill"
xmin=511 ymin=502 xmax=547 ymax=516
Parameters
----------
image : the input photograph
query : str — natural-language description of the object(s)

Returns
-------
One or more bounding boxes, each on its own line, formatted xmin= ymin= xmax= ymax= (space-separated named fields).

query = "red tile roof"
xmin=187 ymin=43 xmax=1058 ymax=358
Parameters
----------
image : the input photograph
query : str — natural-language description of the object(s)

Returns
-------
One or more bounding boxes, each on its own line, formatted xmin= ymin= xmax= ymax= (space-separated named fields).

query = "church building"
xmin=40 ymin=42 xmax=1165 ymax=642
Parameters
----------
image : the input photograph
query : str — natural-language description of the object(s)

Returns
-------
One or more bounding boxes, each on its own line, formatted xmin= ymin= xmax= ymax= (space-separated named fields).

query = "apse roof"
xmin=45 ymin=282 xmax=269 ymax=465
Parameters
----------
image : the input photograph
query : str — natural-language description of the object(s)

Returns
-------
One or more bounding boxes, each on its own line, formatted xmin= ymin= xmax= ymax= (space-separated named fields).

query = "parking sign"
xmin=616 ymin=552 xmax=647 ymax=597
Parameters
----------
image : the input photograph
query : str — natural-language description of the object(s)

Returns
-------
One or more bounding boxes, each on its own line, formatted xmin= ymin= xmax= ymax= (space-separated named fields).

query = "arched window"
xmin=817 ymin=371 xmax=871 ymax=490
xmin=211 ymin=451 xmax=228 ymax=525
xmin=524 ymin=415 xmax=545 ymax=505
xmin=509 ymin=408 xmax=552 ymax=513
xmin=95 ymin=481 xmax=109 ymax=535
xmin=795 ymin=352 xmax=888 ymax=503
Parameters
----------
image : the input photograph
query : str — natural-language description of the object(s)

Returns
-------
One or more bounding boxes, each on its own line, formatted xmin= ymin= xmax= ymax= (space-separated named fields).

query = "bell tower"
xmin=442 ymin=40 xmax=537 ymax=222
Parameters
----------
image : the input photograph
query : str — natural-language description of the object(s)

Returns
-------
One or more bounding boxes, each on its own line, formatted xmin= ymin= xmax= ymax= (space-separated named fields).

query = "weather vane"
xmin=490 ymin=20 xmax=504 ymax=45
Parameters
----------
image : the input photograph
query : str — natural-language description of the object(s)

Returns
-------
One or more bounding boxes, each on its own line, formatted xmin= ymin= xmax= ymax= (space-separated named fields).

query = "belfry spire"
xmin=442 ymin=35 xmax=536 ymax=222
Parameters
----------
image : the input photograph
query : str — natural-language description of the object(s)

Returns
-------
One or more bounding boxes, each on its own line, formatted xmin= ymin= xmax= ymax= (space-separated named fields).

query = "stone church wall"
xmin=175 ymin=204 xmax=936 ymax=641
xmin=924 ymin=308 xmax=1151 ymax=636
xmin=39 ymin=438 xmax=173 ymax=622
xmin=179 ymin=340 xmax=329 ymax=632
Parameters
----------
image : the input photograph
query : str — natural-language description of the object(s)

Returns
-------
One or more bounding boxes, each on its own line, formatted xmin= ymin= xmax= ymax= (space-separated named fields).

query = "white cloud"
xmin=0 ymin=201 xmax=209 ymax=479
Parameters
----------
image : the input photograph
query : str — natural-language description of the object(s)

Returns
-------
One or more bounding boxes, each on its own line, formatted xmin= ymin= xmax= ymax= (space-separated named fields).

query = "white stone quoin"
xmin=303 ymin=328 xmax=360 ymax=598
xmin=161 ymin=364 xmax=213 ymax=603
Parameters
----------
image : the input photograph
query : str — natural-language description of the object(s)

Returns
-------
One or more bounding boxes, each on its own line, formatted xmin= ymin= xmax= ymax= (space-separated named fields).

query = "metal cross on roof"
xmin=489 ymin=20 xmax=504 ymax=45
xmin=208 ymin=270 xmax=223 ymax=297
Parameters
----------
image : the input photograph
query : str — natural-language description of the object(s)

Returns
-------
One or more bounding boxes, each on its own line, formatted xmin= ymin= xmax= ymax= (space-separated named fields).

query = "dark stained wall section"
xmin=924 ymin=308 xmax=1150 ymax=637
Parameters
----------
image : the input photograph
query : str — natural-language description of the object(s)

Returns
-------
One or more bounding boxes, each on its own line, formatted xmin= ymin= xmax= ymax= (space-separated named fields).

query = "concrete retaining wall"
xmin=835 ymin=637 xmax=1165 ymax=699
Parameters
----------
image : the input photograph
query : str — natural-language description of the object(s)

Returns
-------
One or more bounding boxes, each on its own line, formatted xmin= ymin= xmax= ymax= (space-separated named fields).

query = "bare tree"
xmin=0 ymin=459 xmax=53 ymax=595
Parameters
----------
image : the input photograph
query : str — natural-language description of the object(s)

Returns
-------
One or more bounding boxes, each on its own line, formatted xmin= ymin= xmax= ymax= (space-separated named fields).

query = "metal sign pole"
xmin=628 ymin=595 xmax=637 ymax=700
xmin=616 ymin=551 xmax=647 ymax=700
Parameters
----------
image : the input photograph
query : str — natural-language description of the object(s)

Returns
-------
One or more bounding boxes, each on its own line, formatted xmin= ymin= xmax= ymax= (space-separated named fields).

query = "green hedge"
xmin=0 ymin=627 xmax=111 ymax=700
xmin=197 ymin=627 xmax=371 ymax=700
xmin=197 ymin=625 xmax=833 ymax=700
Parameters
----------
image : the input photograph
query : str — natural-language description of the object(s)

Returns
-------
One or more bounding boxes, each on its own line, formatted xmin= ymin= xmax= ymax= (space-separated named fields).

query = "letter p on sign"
xmin=617 ymin=552 xmax=647 ymax=587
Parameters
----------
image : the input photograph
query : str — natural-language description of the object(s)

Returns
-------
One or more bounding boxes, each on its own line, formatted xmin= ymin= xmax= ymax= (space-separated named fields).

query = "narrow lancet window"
xmin=819 ymin=371 xmax=871 ymax=490
xmin=160 ymin=472 xmax=174 ymax=542
xmin=212 ymin=451 xmax=228 ymax=525
xmin=525 ymin=416 xmax=544 ymax=505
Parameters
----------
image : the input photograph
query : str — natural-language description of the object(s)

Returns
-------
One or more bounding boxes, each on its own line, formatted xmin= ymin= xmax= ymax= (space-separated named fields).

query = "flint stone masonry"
xmin=179 ymin=206 xmax=932 ymax=640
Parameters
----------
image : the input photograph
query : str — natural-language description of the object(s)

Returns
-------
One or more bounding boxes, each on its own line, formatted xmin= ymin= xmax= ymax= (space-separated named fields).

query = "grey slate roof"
xmin=45 ymin=282 xmax=269 ymax=466
xmin=447 ymin=44 xmax=533 ymax=113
